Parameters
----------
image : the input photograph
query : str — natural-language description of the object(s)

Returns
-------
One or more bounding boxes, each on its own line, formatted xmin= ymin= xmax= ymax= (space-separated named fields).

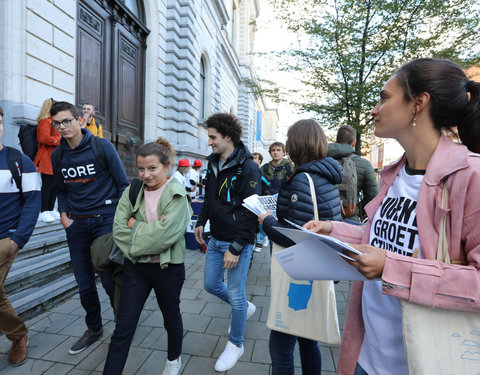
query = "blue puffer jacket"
xmin=263 ymin=157 xmax=343 ymax=247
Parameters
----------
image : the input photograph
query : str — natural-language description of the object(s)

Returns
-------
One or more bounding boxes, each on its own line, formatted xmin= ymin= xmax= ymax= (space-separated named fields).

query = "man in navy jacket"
xmin=51 ymin=102 xmax=129 ymax=355
xmin=0 ymin=106 xmax=40 ymax=366
xmin=194 ymin=113 xmax=261 ymax=372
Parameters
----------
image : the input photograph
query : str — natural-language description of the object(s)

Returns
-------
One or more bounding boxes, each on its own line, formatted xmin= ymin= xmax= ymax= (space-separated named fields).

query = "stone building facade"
xmin=0 ymin=0 xmax=263 ymax=176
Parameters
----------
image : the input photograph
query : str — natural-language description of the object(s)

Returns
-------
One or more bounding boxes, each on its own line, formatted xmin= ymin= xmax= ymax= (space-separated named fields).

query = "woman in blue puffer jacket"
xmin=259 ymin=118 xmax=343 ymax=375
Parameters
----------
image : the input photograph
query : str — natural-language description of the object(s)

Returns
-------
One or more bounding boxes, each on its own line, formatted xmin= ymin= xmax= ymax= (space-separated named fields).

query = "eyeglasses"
xmin=52 ymin=118 xmax=75 ymax=129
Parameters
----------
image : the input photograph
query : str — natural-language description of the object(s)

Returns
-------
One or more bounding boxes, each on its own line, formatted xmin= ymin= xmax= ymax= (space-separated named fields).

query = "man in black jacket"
xmin=194 ymin=113 xmax=261 ymax=372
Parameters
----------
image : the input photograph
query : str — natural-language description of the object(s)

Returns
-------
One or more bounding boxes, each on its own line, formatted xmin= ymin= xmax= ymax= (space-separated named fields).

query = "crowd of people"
xmin=0 ymin=57 xmax=479 ymax=375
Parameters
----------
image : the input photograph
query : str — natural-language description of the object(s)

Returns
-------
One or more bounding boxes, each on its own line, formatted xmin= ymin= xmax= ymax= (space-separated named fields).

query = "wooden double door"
xmin=76 ymin=0 xmax=148 ymax=177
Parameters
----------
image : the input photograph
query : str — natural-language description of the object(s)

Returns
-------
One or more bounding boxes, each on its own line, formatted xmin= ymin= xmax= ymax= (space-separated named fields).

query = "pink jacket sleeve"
xmin=382 ymin=158 xmax=480 ymax=312
xmin=330 ymin=221 xmax=366 ymax=244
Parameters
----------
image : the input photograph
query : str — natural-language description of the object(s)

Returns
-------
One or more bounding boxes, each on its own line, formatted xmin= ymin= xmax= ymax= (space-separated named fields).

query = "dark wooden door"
xmin=76 ymin=0 xmax=148 ymax=178
xmin=112 ymin=25 xmax=145 ymax=177
xmin=76 ymin=2 xmax=111 ymax=130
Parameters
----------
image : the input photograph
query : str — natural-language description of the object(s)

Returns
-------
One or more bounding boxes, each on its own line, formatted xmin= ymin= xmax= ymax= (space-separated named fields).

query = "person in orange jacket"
xmin=34 ymin=98 xmax=61 ymax=223
xmin=80 ymin=103 xmax=103 ymax=138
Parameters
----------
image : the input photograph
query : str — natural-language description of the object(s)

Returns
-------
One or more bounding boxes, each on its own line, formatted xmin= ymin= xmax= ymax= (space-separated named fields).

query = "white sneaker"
xmin=262 ymin=236 xmax=269 ymax=247
xmin=162 ymin=356 xmax=181 ymax=375
xmin=254 ymin=246 xmax=262 ymax=253
xmin=49 ymin=210 xmax=60 ymax=220
xmin=39 ymin=211 xmax=55 ymax=223
xmin=215 ymin=341 xmax=244 ymax=372
xmin=247 ymin=301 xmax=256 ymax=319
xmin=228 ymin=301 xmax=256 ymax=334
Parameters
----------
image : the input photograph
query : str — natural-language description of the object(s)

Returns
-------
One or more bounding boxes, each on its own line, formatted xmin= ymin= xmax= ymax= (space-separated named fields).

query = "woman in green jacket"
xmin=104 ymin=138 xmax=192 ymax=375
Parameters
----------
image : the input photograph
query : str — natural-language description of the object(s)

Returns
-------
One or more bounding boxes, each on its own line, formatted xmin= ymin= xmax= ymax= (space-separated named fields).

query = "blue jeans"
xmin=65 ymin=214 xmax=115 ymax=332
xmin=203 ymin=237 xmax=253 ymax=347
xmin=269 ymin=330 xmax=322 ymax=375
xmin=104 ymin=260 xmax=185 ymax=375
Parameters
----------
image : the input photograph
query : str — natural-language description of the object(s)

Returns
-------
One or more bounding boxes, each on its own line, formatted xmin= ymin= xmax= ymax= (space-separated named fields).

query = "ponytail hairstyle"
xmin=395 ymin=58 xmax=480 ymax=153
xmin=136 ymin=137 xmax=176 ymax=167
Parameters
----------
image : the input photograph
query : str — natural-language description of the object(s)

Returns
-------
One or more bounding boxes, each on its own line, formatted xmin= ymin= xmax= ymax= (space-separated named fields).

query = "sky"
xmin=253 ymin=0 xmax=308 ymax=138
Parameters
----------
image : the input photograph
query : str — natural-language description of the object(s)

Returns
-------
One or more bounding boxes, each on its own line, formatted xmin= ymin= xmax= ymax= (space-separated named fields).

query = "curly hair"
xmin=204 ymin=112 xmax=242 ymax=145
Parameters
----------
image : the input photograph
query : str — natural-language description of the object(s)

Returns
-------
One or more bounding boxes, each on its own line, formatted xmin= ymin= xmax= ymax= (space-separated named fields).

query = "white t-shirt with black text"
xmin=358 ymin=165 xmax=423 ymax=375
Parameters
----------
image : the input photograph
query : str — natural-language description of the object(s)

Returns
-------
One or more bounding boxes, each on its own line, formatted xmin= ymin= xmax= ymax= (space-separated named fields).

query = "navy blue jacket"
xmin=196 ymin=142 xmax=261 ymax=255
xmin=263 ymin=157 xmax=343 ymax=247
xmin=52 ymin=129 xmax=129 ymax=216
xmin=0 ymin=147 xmax=40 ymax=248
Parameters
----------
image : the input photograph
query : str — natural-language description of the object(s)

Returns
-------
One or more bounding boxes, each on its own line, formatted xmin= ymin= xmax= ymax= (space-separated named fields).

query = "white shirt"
xmin=358 ymin=166 xmax=423 ymax=375
xmin=185 ymin=169 xmax=199 ymax=198
xmin=172 ymin=170 xmax=185 ymax=186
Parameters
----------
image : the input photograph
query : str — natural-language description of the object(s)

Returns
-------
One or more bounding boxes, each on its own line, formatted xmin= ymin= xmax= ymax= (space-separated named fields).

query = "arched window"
xmin=199 ymin=57 xmax=206 ymax=119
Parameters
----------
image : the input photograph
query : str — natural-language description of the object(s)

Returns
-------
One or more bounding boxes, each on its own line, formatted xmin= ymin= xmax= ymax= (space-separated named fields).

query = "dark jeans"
xmin=65 ymin=214 xmax=115 ymax=332
xmin=269 ymin=330 xmax=322 ymax=375
xmin=354 ymin=363 xmax=368 ymax=375
xmin=40 ymin=173 xmax=56 ymax=212
xmin=103 ymin=260 xmax=185 ymax=375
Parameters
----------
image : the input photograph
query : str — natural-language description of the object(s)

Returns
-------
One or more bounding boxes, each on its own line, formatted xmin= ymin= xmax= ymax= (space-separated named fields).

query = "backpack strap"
xmin=6 ymin=147 xmax=23 ymax=194
xmin=285 ymin=162 xmax=292 ymax=177
xmin=51 ymin=146 xmax=64 ymax=177
xmin=129 ymin=178 xmax=143 ymax=207
xmin=226 ymin=165 xmax=243 ymax=202
xmin=90 ymin=136 xmax=108 ymax=173
xmin=261 ymin=175 xmax=271 ymax=187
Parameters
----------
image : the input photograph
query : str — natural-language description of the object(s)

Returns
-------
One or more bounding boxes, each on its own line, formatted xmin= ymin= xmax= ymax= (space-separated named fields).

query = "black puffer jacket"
xmin=263 ymin=157 xmax=343 ymax=247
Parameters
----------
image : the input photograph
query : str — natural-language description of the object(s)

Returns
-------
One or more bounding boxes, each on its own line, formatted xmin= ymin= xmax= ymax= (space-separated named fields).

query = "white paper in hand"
xmin=273 ymin=238 xmax=368 ymax=281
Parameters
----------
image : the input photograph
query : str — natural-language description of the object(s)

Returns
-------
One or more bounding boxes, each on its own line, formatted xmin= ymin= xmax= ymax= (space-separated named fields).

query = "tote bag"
xmin=401 ymin=178 xmax=480 ymax=374
xmin=266 ymin=173 xmax=341 ymax=345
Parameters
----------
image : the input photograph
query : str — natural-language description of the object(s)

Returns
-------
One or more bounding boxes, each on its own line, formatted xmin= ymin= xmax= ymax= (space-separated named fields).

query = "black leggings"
xmin=41 ymin=173 xmax=56 ymax=212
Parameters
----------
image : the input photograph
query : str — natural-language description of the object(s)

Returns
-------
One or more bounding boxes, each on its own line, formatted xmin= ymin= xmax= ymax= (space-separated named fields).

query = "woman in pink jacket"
xmin=305 ymin=58 xmax=480 ymax=375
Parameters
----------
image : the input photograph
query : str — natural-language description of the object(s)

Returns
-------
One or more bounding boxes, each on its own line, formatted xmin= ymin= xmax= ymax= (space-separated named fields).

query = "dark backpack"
xmin=6 ymin=146 xmax=23 ymax=194
xmin=18 ymin=124 xmax=38 ymax=161
xmin=128 ymin=178 xmax=143 ymax=207
xmin=336 ymin=154 xmax=358 ymax=218
xmin=51 ymin=136 xmax=108 ymax=175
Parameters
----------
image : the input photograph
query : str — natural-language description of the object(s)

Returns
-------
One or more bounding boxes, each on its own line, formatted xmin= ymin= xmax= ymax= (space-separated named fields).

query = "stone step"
xmin=31 ymin=219 xmax=64 ymax=235
xmin=17 ymin=228 xmax=67 ymax=261
xmin=10 ymin=273 xmax=78 ymax=318
xmin=5 ymin=247 xmax=71 ymax=294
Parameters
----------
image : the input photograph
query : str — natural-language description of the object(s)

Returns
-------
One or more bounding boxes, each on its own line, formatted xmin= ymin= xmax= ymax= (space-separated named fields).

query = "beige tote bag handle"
xmin=304 ymin=173 xmax=319 ymax=222
xmin=437 ymin=178 xmax=451 ymax=264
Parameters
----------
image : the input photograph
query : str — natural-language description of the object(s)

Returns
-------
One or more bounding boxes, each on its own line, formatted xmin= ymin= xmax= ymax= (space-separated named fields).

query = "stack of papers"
xmin=273 ymin=220 xmax=368 ymax=281
xmin=242 ymin=194 xmax=277 ymax=219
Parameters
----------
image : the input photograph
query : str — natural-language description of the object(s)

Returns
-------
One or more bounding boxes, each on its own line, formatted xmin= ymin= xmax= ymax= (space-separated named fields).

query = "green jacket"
xmin=327 ymin=143 xmax=379 ymax=222
xmin=261 ymin=158 xmax=293 ymax=194
xmin=113 ymin=179 xmax=192 ymax=268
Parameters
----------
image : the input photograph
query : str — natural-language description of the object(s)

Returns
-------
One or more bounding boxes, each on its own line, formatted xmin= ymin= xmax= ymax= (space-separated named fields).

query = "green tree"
xmin=268 ymin=0 xmax=480 ymax=151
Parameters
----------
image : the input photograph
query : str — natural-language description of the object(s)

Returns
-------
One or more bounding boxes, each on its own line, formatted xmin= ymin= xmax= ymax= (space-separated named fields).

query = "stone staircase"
xmin=5 ymin=220 xmax=77 ymax=320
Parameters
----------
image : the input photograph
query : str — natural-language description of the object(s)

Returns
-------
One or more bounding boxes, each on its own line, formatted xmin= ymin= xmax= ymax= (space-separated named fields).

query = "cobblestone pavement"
xmin=0 ymin=247 xmax=350 ymax=374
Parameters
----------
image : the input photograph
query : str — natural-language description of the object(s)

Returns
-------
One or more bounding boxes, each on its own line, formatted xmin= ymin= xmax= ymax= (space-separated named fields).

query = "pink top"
xmin=143 ymin=178 xmax=171 ymax=223
xmin=333 ymin=135 xmax=480 ymax=375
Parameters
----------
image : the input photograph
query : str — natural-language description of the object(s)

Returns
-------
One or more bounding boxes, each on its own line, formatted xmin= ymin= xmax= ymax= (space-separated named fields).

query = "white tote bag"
xmin=266 ymin=173 xmax=341 ymax=345
xmin=401 ymin=178 xmax=480 ymax=374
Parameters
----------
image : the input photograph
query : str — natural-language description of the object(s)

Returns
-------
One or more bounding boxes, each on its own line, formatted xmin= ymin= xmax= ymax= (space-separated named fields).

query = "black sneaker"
xmin=68 ymin=329 xmax=103 ymax=354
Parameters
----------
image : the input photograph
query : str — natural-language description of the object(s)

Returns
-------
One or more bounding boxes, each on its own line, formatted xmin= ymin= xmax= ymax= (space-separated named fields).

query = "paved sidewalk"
xmin=0 ymin=247 xmax=350 ymax=374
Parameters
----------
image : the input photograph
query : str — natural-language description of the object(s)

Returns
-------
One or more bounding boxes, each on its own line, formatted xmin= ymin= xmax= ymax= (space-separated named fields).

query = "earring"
xmin=412 ymin=116 xmax=416 ymax=127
